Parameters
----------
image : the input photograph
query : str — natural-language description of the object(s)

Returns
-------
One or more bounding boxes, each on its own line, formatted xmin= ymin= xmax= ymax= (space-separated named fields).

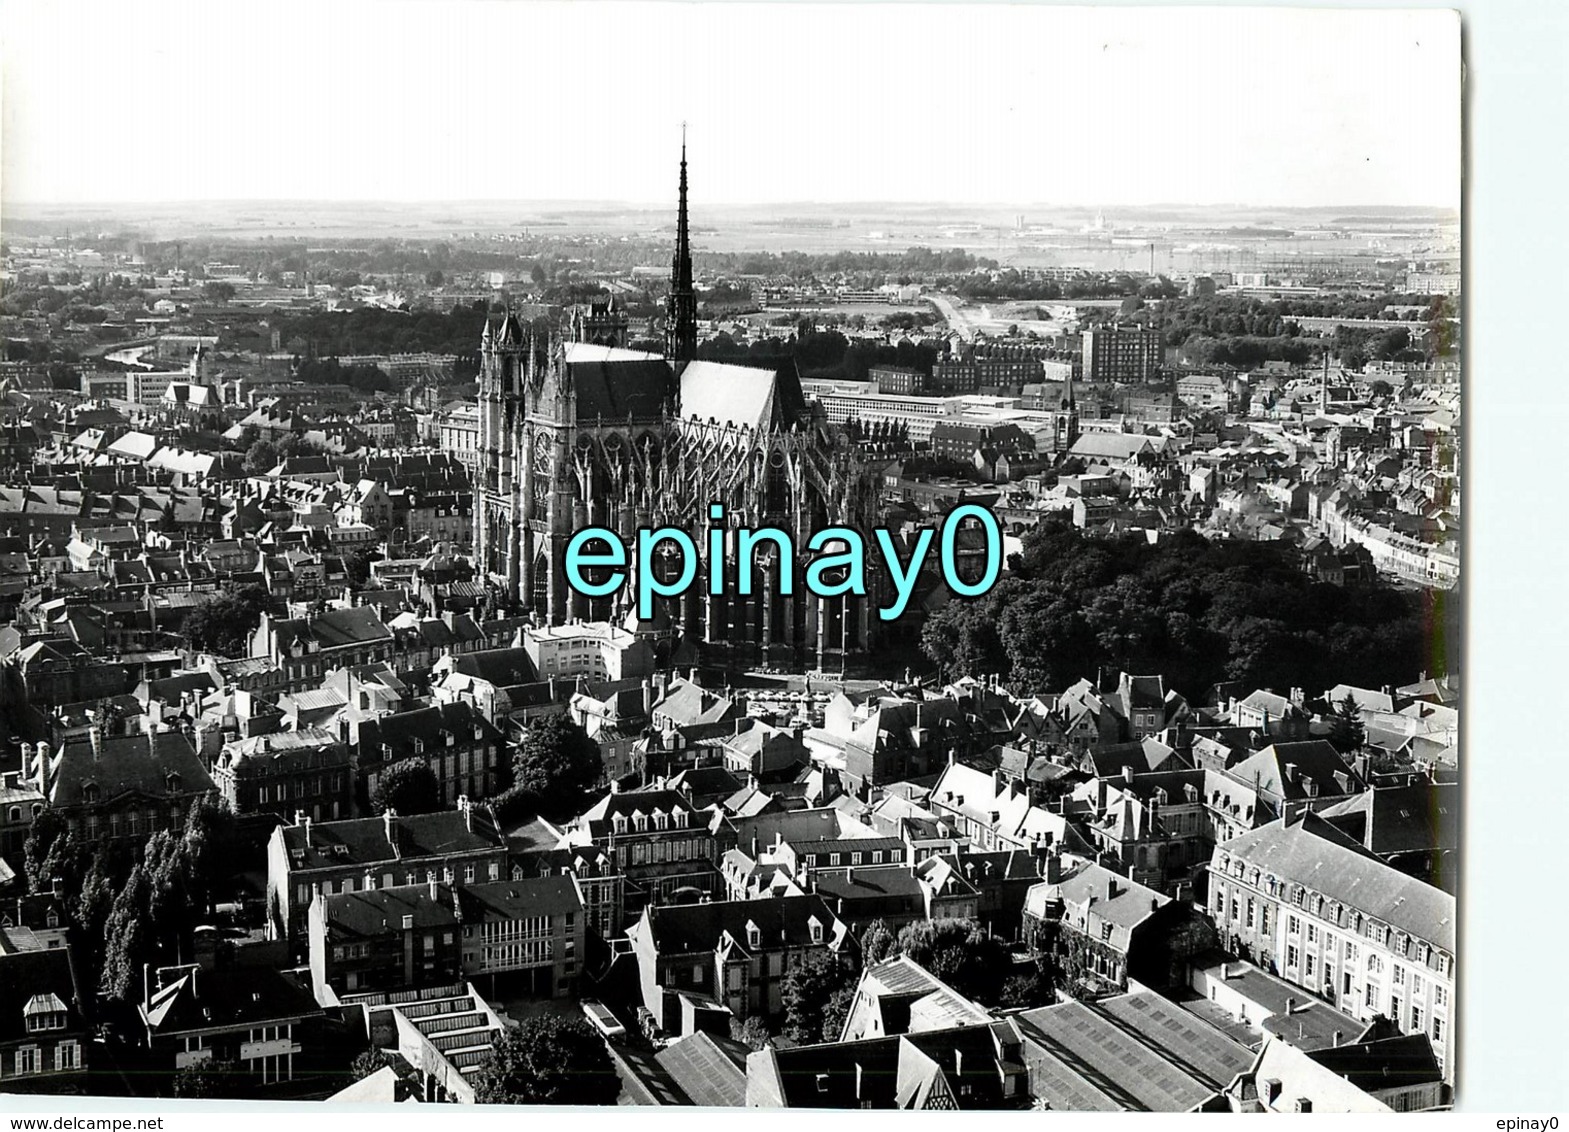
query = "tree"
xmin=894 ymin=919 xmax=1012 ymax=1005
xmin=349 ymin=1049 xmax=391 ymax=1081
xmin=512 ymin=715 xmax=603 ymax=817
xmin=24 ymin=809 xmax=81 ymax=895
xmin=780 ymin=949 xmax=858 ymax=1044
xmin=344 ymin=547 xmax=385 ymax=587
xmin=860 ymin=919 xmax=898 ymax=966
xmin=729 ymin=1015 xmax=772 ymax=1051
xmin=371 ymin=758 xmax=442 ymax=816
xmin=202 ymin=281 xmax=236 ymax=303
xmin=101 ymin=866 xmax=154 ymax=1001
xmin=996 ymin=954 xmax=1058 ymax=1010
xmin=243 ymin=438 xmax=280 ymax=475
xmin=180 ymin=585 xmax=271 ymax=658
xmin=1328 ymin=692 xmax=1366 ymax=754
xmin=173 ymin=1058 xmax=243 ymax=1098
xmin=471 ymin=1016 xmax=619 ymax=1105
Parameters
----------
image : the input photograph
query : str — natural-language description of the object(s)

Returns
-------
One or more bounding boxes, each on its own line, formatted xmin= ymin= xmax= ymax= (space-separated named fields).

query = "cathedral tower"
xmin=665 ymin=131 xmax=698 ymax=362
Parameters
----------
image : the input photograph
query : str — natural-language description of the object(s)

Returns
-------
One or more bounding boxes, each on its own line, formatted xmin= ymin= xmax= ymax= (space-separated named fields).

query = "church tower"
xmin=665 ymin=131 xmax=698 ymax=362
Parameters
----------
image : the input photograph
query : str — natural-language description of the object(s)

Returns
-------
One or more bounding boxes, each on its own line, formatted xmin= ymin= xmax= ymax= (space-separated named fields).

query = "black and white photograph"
xmin=0 ymin=0 xmax=1483 ymax=1115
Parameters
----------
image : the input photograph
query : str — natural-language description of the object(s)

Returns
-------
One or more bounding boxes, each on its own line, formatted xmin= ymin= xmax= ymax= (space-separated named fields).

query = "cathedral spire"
xmin=666 ymin=125 xmax=697 ymax=362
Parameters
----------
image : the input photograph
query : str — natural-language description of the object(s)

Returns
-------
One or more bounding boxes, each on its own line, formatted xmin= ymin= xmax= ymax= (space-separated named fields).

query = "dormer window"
xmin=632 ymin=811 xmax=647 ymax=833
xmin=166 ymin=772 xmax=182 ymax=793
xmin=746 ymin=920 xmax=761 ymax=949
xmin=808 ymin=916 xmax=824 ymax=945
xmin=612 ymin=814 xmax=627 ymax=834
xmin=673 ymin=809 xmax=688 ymax=829
xmin=82 ymin=784 xmax=100 ymax=805
xmin=23 ymin=994 xmax=68 ymax=1033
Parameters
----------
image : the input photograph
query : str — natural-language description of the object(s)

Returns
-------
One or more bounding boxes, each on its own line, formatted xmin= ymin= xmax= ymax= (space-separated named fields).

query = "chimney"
xmin=1106 ymin=878 xmax=1117 ymax=900
xmin=384 ymin=808 xmax=398 ymax=846
xmin=36 ymin=742 xmax=51 ymax=791
xmin=1332 ymin=1030 xmax=1343 ymax=1048
xmin=1221 ymin=961 xmax=1229 ymax=980
xmin=428 ymin=876 xmax=438 ymax=901
xmin=302 ymin=815 xmax=312 ymax=846
xmin=1285 ymin=996 xmax=1296 ymax=1014
xmin=1121 ymin=764 xmax=1134 ymax=784
xmin=1284 ymin=762 xmax=1299 ymax=785
xmin=89 ymin=725 xmax=103 ymax=760
xmin=1044 ymin=852 xmax=1062 ymax=885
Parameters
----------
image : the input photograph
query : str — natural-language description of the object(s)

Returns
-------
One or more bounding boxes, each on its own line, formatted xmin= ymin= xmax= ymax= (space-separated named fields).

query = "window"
xmin=1306 ymin=924 xmax=1317 ymax=944
xmin=464 ymin=863 xmax=476 ymax=884
xmin=1304 ymin=954 xmax=1315 ymax=978
xmin=1366 ymin=984 xmax=1377 ymax=1007
xmin=1393 ymin=965 xmax=1405 ymax=986
xmin=1287 ymin=945 xmax=1299 ymax=969
xmin=1246 ymin=898 xmax=1256 ymax=929
xmin=16 ymin=1046 xmax=40 ymax=1075
xmin=1433 ymin=1018 xmax=1444 ymax=1043
xmin=56 ymin=1041 xmax=79 ymax=1071
xmin=1411 ymin=1005 xmax=1423 ymax=1032
xmin=1435 ymin=986 xmax=1447 ymax=1008
xmin=1288 ymin=915 xmax=1300 ymax=935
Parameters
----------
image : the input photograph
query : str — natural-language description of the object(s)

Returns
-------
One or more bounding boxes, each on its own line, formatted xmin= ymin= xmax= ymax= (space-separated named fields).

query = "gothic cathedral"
xmin=472 ymin=143 xmax=884 ymax=666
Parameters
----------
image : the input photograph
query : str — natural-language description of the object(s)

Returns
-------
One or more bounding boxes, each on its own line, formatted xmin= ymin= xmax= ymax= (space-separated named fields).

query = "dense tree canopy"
xmin=892 ymin=919 xmax=1012 ymax=1006
xmin=180 ymin=584 xmax=272 ymax=658
xmin=921 ymin=518 xmax=1436 ymax=700
xmin=471 ymin=1016 xmax=619 ymax=1105
xmin=780 ymin=949 xmax=859 ymax=1044
xmin=370 ymin=758 xmax=443 ymax=816
xmin=512 ymin=715 xmax=603 ymax=818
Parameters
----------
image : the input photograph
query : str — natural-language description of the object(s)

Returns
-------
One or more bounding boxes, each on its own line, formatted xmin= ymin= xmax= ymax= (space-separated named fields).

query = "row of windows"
xmin=480 ymin=915 xmax=558 ymax=942
xmin=483 ymin=939 xmax=558 ymax=969
xmin=71 ymin=807 xmax=184 ymax=841
xmin=1214 ymin=866 xmax=1451 ymax=976
xmin=295 ymin=859 xmax=502 ymax=903
xmin=611 ymin=810 xmax=693 ymax=833
xmin=10 ymin=1042 xmax=79 ymax=1076
xmin=623 ymin=838 xmax=707 ymax=866
xmin=257 ymin=775 xmax=346 ymax=804
xmin=807 ymin=848 xmax=904 ymax=868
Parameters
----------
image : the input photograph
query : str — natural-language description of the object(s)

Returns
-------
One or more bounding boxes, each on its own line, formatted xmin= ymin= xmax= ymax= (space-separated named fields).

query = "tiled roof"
xmin=654 ymin=1031 xmax=750 ymax=1107
xmin=278 ymin=806 xmax=504 ymax=870
xmin=641 ymin=895 xmax=847 ymax=956
xmin=45 ymin=730 xmax=214 ymax=808
xmin=1016 ymin=990 xmax=1252 ymax=1111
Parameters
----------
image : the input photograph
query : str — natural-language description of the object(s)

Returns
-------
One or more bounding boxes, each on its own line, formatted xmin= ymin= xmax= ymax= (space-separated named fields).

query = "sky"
xmin=1 ymin=2 xmax=1461 ymax=208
